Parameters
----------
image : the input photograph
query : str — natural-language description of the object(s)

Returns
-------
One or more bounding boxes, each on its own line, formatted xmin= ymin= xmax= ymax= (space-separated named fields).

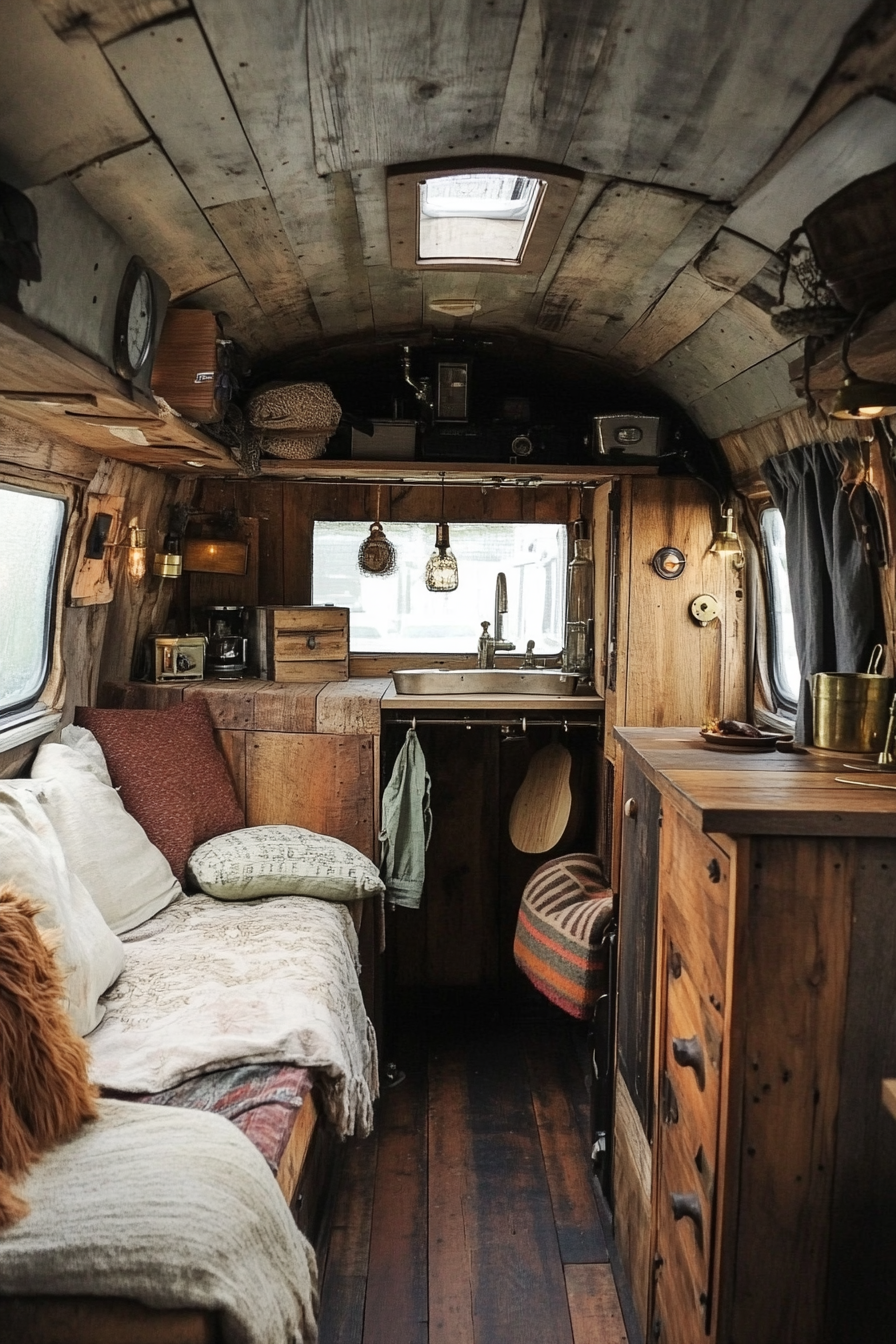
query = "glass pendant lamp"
xmin=425 ymin=476 xmax=459 ymax=592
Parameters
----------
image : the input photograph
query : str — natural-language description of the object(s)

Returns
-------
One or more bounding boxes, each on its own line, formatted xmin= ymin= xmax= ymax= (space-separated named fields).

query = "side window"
xmin=0 ymin=484 xmax=66 ymax=720
xmin=760 ymin=506 xmax=800 ymax=713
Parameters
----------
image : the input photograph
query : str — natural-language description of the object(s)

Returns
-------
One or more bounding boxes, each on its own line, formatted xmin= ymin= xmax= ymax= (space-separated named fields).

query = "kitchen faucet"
xmin=477 ymin=572 xmax=516 ymax=668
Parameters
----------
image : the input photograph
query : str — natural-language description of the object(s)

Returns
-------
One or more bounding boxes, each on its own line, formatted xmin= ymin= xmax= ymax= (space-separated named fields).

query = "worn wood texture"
xmin=71 ymin=144 xmax=236 ymax=301
xmin=0 ymin=1297 xmax=217 ymax=1344
xmin=0 ymin=0 xmax=147 ymax=189
xmin=246 ymin=731 xmax=375 ymax=857
xmin=566 ymin=0 xmax=870 ymax=198
xmin=318 ymin=1129 xmax=380 ymax=1344
xmin=718 ymin=405 xmax=859 ymax=479
xmin=565 ymin=1264 xmax=628 ymax=1344
xmin=612 ymin=1075 xmax=652 ymax=1337
xmin=315 ymin=679 xmax=390 ymax=735
xmin=428 ymin=1045 xmax=475 ymax=1344
xmin=275 ymin=1089 xmax=319 ymax=1203
xmin=68 ymin=491 xmax=124 ymax=606
xmin=253 ymin=682 xmax=323 ymax=733
xmin=32 ymin=0 xmax=189 ymax=45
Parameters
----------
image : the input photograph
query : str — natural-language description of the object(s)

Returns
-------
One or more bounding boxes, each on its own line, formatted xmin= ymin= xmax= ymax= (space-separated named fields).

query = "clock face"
xmin=114 ymin=257 xmax=155 ymax=379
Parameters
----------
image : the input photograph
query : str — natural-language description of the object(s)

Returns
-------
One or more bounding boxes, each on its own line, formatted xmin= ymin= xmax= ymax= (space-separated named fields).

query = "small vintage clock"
xmin=113 ymin=256 xmax=156 ymax=380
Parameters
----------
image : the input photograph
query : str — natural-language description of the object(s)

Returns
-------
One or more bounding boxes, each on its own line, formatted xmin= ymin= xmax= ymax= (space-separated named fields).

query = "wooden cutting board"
xmin=508 ymin=742 xmax=573 ymax=853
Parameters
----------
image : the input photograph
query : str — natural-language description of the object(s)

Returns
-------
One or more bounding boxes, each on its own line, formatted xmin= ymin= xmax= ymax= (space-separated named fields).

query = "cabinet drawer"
xmin=664 ymin=937 xmax=723 ymax=1166
xmin=660 ymin=809 xmax=730 ymax=1011
xmin=653 ymin=1125 xmax=714 ymax=1343
xmin=275 ymin=629 xmax=348 ymax=660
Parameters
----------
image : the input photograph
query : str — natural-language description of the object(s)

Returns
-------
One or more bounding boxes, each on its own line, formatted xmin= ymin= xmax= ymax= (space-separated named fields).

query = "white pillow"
xmin=29 ymin=742 xmax=182 ymax=935
xmin=60 ymin=723 xmax=113 ymax=787
xmin=0 ymin=783 xmax=124 ymax=1036
xmin=187 ymin=825 xmax=386 ymax=903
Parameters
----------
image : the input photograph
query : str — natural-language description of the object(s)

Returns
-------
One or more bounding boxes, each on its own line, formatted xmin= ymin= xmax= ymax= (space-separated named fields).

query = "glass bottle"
xmin=563 ymin=531 xmax=593 ymax=677
xmin=425 ymin=522 xmax=459 ymax=592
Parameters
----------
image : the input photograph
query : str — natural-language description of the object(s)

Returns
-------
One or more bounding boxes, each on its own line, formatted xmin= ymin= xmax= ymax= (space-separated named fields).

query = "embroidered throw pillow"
xmin=30 ymin=742 xmax=182 ymax=934
xmin=187 ymin=825 xmax=385 ymax=903
xmin=74 ymin=698 xmax=244 ymax=884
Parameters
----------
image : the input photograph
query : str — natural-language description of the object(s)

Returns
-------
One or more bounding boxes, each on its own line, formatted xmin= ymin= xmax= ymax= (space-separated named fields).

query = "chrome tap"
xmin=493 ymin=572 xmax=515 ymax=657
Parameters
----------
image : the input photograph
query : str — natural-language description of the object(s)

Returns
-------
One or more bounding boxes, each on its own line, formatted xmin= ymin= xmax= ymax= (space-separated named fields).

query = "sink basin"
xmin=391 ymin=668 xmax=579 ymax=696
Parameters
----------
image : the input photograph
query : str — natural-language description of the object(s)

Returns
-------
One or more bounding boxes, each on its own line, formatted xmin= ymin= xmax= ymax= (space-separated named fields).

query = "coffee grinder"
xmin=205 ymin=605 xmax=248 ymax=679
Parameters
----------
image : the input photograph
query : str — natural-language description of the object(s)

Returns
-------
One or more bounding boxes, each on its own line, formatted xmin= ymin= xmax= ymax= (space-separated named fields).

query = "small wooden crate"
xmin=250 ymin=606 xmax=349 ymax=682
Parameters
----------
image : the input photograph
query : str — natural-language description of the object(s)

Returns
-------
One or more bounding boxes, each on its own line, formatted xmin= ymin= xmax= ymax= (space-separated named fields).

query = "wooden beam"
xmin=306 ymin=0 xmax=525 ymax=175
xmin=0 ymin=0 xmax=147 ymax=188
xmin=565 ymin=0 xmax=870 ymax=199
xmin=787 ymin=298 xmax=896 ymax=393
xmin=106 ymin=16 xmax=268 ymax=209
xmin=71 ymin=143 xmax=237 ymax=300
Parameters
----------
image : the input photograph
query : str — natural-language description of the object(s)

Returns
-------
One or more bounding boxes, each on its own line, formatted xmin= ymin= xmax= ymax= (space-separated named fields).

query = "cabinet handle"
xmin=672 ymin=1035 xmax=706 ymax=1090
xmin=670 ymin=1192 xmax=704 ymax=1245
xmin=706 ymin=857 xmax=721 ymax=883
xmin=624 ymin=797 xmax=638 ymax=819
xmin=306 ymin=634 xmax=317 ymax=650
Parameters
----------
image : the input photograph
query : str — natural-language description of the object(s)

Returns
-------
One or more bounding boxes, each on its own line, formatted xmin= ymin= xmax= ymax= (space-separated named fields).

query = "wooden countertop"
xmin=381 ymin=683 xmax=604 ymax=713
xmin=615 ymin=727 xmax=896 ymax=837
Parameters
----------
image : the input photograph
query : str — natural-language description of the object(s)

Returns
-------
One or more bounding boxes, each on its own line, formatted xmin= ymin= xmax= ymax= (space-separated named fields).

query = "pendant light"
xmin=358 ymin=486 xmax=397 ymax=576
xmin=425 ymin=475 xmax=459 ymax=593
xmin=829 ymin=312 xmax=896 ymax=420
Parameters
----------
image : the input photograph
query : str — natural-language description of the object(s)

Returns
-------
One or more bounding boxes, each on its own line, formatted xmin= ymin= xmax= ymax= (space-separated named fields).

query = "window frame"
xmin=0 ymin=481 xmax=67 ymax=723
xmin=386 ymin=157 xmax=583 ymax=275
xmin=759 ymin=505 xmax=799 ymax=717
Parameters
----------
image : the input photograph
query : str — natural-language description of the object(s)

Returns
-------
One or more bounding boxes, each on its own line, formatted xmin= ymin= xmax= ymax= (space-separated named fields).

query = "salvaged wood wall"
xmin=3 ymin=0 xmax=888 ymax=454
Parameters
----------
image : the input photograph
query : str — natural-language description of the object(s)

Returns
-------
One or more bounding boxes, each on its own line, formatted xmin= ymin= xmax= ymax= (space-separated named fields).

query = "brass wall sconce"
xmin=709 ymin=507 xmax=745 ymax=569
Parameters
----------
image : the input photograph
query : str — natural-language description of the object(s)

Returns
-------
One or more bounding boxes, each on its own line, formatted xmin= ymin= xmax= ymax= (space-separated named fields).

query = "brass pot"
xmin=812 ymin=672 xmax=894 ymax=751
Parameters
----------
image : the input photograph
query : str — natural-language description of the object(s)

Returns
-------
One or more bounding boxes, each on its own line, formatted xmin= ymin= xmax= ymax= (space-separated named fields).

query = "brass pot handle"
xmin=672 ymin=1034 xmax=706 ymax=1090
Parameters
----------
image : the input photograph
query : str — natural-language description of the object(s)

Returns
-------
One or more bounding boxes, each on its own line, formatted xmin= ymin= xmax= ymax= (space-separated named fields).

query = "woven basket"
xmin=245 ymin=381 xmax=342 ymax=434
xmin=245 ymin=429 xmax=330 ymax=461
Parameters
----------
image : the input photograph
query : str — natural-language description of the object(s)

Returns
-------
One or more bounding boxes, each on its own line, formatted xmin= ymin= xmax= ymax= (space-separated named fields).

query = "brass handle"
xmin=624 ymin=797 xmax=638 ymax=819
xmin=672 ymin=1035 xmax=706 ymax=1090
xmin=706 ymin=857 xmax=721 ymax=883
xmin=671 ymin=1192 xmax=703 ymax=1234
xmin=306 ymin=634 xmax=317 ymax=650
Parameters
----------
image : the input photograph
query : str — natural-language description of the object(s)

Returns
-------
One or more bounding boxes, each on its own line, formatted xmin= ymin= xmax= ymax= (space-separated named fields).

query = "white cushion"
xmin=0 ymin=783 xmax=124 ymax=1036
xmin=60 ymin=723 xmax=113 ymax=787
xmin=30 ymin=742 xmax=182 ymax=935
xmin=187 ymin=825 xmax=386 ymax=903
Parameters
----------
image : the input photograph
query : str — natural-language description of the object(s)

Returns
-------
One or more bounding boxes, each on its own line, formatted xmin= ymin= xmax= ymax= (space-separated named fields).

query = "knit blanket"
xmin=86 ymin=894 xmax=377 ymax=1138
xmin=0 ymin=1100 xmax=317 ymax=1344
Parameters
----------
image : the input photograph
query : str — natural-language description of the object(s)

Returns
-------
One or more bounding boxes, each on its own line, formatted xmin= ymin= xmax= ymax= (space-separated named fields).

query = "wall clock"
xmin=113 ymin=256 xmax=155 ymax=380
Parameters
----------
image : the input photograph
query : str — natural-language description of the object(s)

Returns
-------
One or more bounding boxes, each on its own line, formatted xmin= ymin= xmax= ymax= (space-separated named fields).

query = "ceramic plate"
xmin=699 ymin=729 xmax=790 ymax=752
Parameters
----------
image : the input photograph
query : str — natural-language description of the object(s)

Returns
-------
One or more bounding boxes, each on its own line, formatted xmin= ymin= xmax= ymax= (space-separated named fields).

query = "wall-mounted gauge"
xmin=114 ymin=257 xmax=155 ymax=380
xmin=652 ymin=546 xmax=686 ymax=580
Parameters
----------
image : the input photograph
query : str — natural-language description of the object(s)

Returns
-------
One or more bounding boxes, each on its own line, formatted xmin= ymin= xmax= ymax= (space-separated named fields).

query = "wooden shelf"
xmin=255 ymin=458 xmax=660 ymax=484
xmin=0 ymin=304 xmax=233 ymax=473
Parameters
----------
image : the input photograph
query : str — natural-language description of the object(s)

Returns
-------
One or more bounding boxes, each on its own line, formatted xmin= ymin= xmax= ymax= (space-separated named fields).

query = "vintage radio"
xmin=149 ymin=636 xmax=206 ymax=682
xmin=590 ymin=414 xmax=668 ymax=458
xmin=250 ymin=606 xmax=349 ymax=683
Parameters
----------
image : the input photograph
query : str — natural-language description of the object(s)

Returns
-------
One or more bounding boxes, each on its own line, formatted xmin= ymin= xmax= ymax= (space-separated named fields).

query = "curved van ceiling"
xmin=1 ymin=0 xmax=893 ymax=444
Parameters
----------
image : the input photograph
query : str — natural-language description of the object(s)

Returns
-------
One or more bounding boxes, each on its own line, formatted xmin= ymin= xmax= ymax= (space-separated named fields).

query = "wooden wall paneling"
xmin=536 ymin=181 xmax=704 ymax=344
xmin=687 ymin=342 xmax=804 ymax=441
xmin=68 ymin=491 xmax=124 ymax=606
xmin=565 ymin=0 xmax=869 ymax=199
xmin=215 ymin=727 xmax=247 ymax=813
xmin=71 ymin=144 xmax=237 ymax=301
xmin=306 ymin=0 xmax=525 ymax=174
xmin=246 ymin=731 xmax=375 ymax=857
xmin=609 ymin=231 xmax=772 ymax=373
xmin=282 ymin=485 xmax=314 ymax=606
xmin=494 ymin=0 xmax=611 ymax=163
xmin=0 ymin=0 xmax=147 ymax=189
xmin=32 ymin=1 xmax=189 ymax=45
xmin=730 ymin=836 xmax=852 ymax=1342
xmin=0 ymin=412 xmax=100 ymax=481
xmin=718 ymin=406 xmax=859 ymax=478
xmin=824 ymin=840 xmax=896 ymax=1341
xmin=590 ymin=480 xmax=613 ymax=696
xmin=612 ymin=1076 xmax=653 ymax=1337
xmin=603 ymin=475 xmax=631 ymax=767
xmin=315 ymin=679 xmax=390 ymax=735
xmin=205 ymin=194 xmax=321 ymax=348
xmin=0 ymin=740 xmax=42 ymax=780
xmin=106 ymin=17 xmax=267 ymax=209
xmin=623 ymin=477 xmax=724 ymax=727
xmin=649 ymin=292 xmax=796 ymax=409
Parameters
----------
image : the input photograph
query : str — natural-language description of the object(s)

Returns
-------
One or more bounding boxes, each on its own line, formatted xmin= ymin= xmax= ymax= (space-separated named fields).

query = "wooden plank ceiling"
xmin=1 ymin=0 xmax=889 ymax=454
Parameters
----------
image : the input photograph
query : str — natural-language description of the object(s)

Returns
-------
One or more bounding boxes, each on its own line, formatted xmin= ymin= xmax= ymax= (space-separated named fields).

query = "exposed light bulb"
xmin=126 ymin=525 xmax=147 ymax=584
xmin=425 ymin=521 xmax=459 ymax=592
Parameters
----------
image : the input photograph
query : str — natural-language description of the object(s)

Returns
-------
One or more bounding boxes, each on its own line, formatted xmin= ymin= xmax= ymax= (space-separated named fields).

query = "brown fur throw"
xmin=0 ymin=884 xmax=98 ymax=1228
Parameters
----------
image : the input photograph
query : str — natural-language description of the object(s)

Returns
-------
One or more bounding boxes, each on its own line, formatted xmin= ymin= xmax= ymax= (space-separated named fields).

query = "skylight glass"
xmin=418 ymin=173 xmax=545 ymax=264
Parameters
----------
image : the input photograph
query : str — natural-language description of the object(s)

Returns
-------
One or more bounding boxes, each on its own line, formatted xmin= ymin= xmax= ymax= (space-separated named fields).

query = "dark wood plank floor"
xmin=318 ymin=993 xmax=633 ymax=1344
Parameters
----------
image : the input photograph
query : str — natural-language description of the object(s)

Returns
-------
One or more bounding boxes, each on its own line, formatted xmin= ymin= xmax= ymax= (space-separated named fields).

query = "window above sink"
xmin=312 ymin=520 xmax=567 ymax=655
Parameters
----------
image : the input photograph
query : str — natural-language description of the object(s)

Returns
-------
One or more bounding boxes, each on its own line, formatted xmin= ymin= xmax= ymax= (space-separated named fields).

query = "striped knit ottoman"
xmin=514 ymin=853 xmax=613 ymax=1019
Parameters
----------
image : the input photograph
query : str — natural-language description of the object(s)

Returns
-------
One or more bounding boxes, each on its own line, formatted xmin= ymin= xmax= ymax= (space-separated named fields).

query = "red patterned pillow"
xmin=74 ymin=698 xmax=244 ymax=883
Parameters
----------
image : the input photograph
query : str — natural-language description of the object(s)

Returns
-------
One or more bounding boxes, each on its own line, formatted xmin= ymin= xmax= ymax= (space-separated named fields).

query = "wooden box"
xmin=250 ymin=606 xmax=349 ymax=683
xmin=151 ymin=309 xmax=221 ymax=422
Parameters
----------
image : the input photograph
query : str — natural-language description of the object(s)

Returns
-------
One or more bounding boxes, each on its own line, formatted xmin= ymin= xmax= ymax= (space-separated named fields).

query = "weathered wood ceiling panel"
xmin=106 ymin=17 xmax=268 ymax=207
xmin=307 ymin=0 xmax=525 ymax=174
xmin=0 ymin=0 xmax=147 ymax=187
xmin=181 ymin=273 xmax=276 ymax=359
xmin=535 ymin=180 xmax=704 ymax=347
xmin=688 ymin=342 xmax=804 ymax=440
xmin=71 ymin=143 xmax=236 ymax=298
xmin=566 ymin=0 xmax=872 ymax=198
xmin=32 ymin=0 xmax=189 ymax=48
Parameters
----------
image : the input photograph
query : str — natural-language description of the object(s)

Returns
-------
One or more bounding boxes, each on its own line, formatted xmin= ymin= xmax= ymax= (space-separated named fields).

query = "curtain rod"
xmin=386 ymin=716 xmax=602 ymax=730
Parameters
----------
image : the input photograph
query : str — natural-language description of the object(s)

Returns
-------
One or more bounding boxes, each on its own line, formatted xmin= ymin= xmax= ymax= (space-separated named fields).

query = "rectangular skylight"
xmin=418 ymin=172 xmax=545 ymax=264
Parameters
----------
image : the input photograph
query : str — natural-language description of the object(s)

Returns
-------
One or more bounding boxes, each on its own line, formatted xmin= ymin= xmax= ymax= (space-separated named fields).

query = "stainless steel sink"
xmin=391 ymin=668 xmax=579 ymax=696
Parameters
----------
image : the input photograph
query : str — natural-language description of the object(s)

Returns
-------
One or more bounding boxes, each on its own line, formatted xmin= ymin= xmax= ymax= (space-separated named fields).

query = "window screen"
xmin=312 ymin=521 xmax=567 ymax=654
xmin=760 ymin=507 xmax=800 ymax=712
xmin=0 ymin=484 xmax=65 ymax=717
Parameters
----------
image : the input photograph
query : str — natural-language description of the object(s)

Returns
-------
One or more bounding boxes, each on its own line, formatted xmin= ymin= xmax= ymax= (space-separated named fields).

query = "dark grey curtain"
xmin=761 ymin=441 xmax=878 ymax=743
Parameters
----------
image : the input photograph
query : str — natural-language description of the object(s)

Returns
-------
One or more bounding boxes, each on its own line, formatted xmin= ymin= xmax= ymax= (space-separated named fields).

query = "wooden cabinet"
xmin=612 ymin=729 xmax=896 ymax=1344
